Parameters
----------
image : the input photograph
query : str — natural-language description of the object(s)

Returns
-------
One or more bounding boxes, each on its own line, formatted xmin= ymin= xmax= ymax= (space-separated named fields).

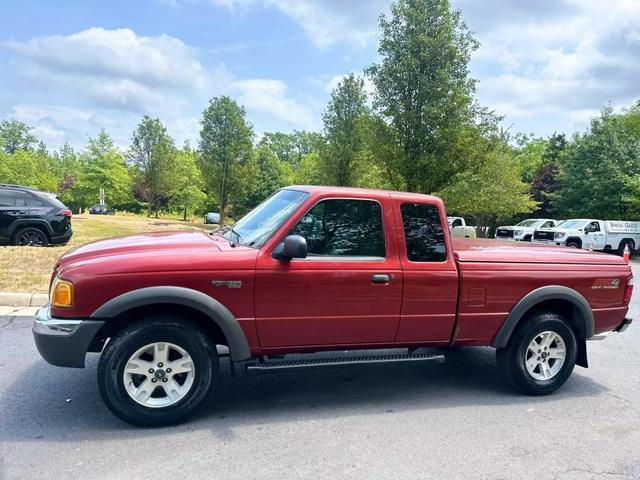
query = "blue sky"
xmin=1 ymin=0 xmax=639 ymax=150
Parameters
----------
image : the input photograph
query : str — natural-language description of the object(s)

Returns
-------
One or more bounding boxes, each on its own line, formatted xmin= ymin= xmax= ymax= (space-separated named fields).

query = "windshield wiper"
xmin=228 ymin=227 xmax=243 ymax=247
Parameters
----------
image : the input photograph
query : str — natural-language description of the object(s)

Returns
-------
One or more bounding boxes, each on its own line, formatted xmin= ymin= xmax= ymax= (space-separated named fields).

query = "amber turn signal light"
xmin=51 ymin=279 xmax=73 ymax=307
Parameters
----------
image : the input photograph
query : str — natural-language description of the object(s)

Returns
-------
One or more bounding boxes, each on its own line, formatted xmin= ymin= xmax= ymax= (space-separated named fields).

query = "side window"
xmin=401 ymin=203 xmax=447 ymax=262
xmin=451 ymin=218 xmax=462 ymax=228
xmin=290 ymin=199 xmax=385 ymax=258
xmin=0 ymin=190 xmax=16 ymax=207
xmin=589 ymin=222 xmax=600 ymax=232
xmin=541 ymin=221 xmax=553 ymax=228
xmin=25 ymin=194 xmax=44 ymax=207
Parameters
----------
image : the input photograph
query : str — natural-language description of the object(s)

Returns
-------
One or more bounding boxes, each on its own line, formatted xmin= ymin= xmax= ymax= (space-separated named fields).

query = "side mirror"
xmin=273 ymin=235 xmax=307 ymax=260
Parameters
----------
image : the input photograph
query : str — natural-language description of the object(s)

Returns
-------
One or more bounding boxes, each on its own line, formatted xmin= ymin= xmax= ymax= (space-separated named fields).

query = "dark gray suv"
xmin=0 ymin=184 xmax=73 ymax=246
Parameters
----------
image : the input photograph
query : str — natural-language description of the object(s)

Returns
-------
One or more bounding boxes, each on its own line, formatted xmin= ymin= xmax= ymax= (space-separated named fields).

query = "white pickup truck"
xmin=495 ymin=218 xmax=558 ymax=242
xmin=533 ymin=219 xmax=640 ymax=255
xmin=447 ymin=216 xmax=476 ymax=238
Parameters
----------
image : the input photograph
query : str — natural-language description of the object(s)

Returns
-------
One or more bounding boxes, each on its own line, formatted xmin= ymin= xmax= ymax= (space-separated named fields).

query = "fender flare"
xmin=91 ymin=286 xmax=251 ymax=361
xmin=8 ymin=219 xmax=54 ymax=237
xmin=491 ymin=285 xmax=594 ymax=348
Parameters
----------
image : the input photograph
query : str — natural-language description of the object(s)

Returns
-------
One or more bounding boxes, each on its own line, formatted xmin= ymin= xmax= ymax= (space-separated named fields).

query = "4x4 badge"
xmin=211 ymin=280 xmax=242 ymax=289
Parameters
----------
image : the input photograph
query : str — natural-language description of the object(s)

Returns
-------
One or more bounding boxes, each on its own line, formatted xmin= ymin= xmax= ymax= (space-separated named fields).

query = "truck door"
xmin=393 ymin=199 xmax=459 ymax=344
xmin=254 ymin=195 xmax=403 ymax=348
xmin=585 ymin=221 xmax=606 ymax=250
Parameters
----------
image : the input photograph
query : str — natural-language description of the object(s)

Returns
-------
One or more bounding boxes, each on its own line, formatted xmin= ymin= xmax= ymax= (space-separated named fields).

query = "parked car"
xmin=447 ymin=216 xmax=476 ymax=238
xmin=495 ymin=218 xmax=558 ymax=241
xmin=533 ymin=218 xmax=640 ymax=255
xmin=33 ymin=186 xmax=633 ymax=426
xmin=89 ymin=204 xmax=115 ymax=215
xmin=204 ymin=212 xmax=220 ymax=224
xmin=0 ymin=184 xmax=72 ymax=246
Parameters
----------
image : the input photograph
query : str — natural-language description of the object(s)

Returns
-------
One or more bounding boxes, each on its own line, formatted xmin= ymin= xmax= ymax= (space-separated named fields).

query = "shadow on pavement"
xmin=1 ymin=346 xmax=607 ymax=442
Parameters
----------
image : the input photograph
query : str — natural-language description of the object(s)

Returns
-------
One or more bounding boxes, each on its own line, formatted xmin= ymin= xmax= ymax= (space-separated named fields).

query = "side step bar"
xmin=246 ymin=352 xmax=445 ymax=372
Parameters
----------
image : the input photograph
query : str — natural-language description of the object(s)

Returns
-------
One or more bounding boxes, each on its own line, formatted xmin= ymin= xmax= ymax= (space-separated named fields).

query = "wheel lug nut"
xmin=166 ymin=368 xmax=172 ymax=373
xmin=158 ymin=362 xmax=163 ymax=367
xmin=162 ymin=378 xmax=168 ymax=382
xmin=152 ymin=378 xmax=157 ymax=383
xmin=148 ymin=368 xmax=154 ymax=373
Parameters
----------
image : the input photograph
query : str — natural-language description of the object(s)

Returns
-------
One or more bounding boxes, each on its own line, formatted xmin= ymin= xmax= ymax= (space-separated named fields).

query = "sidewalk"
xmin=0 ymin=292 xmax=47 ymax=308
xmin=0 ymin=305 xmax=39 ymax=317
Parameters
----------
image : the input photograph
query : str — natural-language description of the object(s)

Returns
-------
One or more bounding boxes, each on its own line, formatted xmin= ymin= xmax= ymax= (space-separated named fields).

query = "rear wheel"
xmin=12 ymin=227 xmax=49 ymax=246
xmin=98 ymin=316 xmax=217 ymax=426
xmin=618 ymin=240 xmax=635 ymax=257
xmin=497 ymin=311 xmax=577 ymax=395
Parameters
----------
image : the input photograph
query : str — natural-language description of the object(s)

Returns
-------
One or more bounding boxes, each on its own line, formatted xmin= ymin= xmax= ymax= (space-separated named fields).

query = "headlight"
xmin=514 ymin=230 xmax=523 ymax=236
xmin=554 ymin=232 xmax=565 ymax=240
xmin=50 ymin=277 xmax=73 ymax=307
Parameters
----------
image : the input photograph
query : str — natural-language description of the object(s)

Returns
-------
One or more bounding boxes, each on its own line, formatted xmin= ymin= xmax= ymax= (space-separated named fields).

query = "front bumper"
xmin=32 ymin=304 xmax=104 ymax=368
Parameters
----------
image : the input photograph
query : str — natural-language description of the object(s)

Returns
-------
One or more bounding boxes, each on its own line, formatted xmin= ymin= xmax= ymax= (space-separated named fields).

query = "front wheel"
xmin=496 ymin=311 xmax=577 ymax=395
xmin=98 ymin=316 xmax=217 ymax=426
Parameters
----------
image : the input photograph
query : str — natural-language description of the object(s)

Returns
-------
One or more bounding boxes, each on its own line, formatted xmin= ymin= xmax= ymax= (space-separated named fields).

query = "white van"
xmin=533 ymin=219 xmax=640 ymax=255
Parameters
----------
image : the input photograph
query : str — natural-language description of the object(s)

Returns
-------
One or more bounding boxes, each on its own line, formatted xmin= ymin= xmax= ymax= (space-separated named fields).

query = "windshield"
xmin=557 ymin=219 xmax=588 ymax=229
xmin=223 ymin=189 xmax=309 ymax=247
xmin=516 ymin=219 xmax=540 ymax=227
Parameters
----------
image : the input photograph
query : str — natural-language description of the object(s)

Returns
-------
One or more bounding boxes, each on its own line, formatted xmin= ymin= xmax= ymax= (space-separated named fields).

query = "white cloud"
xmin=233 ymin=78 xmax=315 ymax=129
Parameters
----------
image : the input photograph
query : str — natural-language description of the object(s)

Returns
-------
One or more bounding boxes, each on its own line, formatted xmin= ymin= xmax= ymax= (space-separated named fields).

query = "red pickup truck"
xmin=33 ymin=186 xmax=633 ymax=426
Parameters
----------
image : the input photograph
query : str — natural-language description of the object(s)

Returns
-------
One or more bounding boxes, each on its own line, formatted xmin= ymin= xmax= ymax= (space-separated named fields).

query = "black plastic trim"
xmin=33 ymin=320 xmax=105 ymax=368
xmin=8 ymin=219 xmax=54 ymax=237
xmin=90 ymin=286 xmax=251 ymax=361
xmin=491 ymin=285 xmax=595 ymax=348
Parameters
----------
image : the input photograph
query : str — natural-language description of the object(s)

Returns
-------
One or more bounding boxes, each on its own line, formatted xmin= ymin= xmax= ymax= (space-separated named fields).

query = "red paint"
xmin=50 ymin=186 xmax=633 ymax=356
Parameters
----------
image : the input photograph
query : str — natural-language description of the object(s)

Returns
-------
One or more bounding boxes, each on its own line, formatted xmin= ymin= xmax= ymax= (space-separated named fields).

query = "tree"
xmin=128 ymin=116 xmax=177 ymax=215
xmin=436 ymin=148 xmax=538 ymax=229
xmin=259 ymin=131 xmax=323 ymax=168
xmin=320 ymin=73 xmax=369 ymax=186
xmin=0 ymin=120 xmax=38 ymax=154
xmin=366 ymin=0 xmax=481 ymax=193
xmin=553 ymin=107 xmax=640 ymax=219
xmin=529 ymin=133 xmax=566 ymax=215
xmin=247 ymin=144 xmax=292 ymax=206
xmin=169 ymin=143 xmax=205 ymax=220
xmin=76 ymin=130 xmax=132 ymax=208
xmin=0 ymin=148 xmax=57 ymax=192
xmin=198 ymin=96 xmax=254 ymax=222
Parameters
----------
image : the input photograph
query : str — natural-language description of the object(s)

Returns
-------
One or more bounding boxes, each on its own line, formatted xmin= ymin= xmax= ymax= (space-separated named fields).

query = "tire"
xmin=566 ymin=240 xmax=580 ymax=249
xmin=98 ymin=316 xmax=217 ymax=426
xmin=12 ymin=227 xmax=49 ymax=246
xmin=618 ymin=240 xmax=634 ymax=257
xmin=496 ymin=311 xmax=577 ymax=395
xmin=523 ymin=235 xmax=532 ymax=242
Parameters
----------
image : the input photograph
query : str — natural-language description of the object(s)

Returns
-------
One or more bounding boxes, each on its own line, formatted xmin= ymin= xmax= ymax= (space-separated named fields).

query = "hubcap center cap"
xmin=154 ymin=369 xmax=166 ymax=379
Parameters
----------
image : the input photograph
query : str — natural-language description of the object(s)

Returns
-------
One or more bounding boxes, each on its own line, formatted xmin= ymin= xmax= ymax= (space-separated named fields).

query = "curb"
xmin=0 ymin=292 xmax=48 ymax=307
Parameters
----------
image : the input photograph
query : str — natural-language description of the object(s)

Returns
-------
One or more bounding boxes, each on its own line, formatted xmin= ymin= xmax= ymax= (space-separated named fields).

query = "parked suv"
xmin=0 ymin=184 xmax=72 ymax=246
xmin=89 ymin=204 xmax=115 ymax=215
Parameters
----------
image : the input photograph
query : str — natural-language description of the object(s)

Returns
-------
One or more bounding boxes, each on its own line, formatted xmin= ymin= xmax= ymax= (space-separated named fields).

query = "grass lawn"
xmin=0 ymin=214 xmax=213 ymax=294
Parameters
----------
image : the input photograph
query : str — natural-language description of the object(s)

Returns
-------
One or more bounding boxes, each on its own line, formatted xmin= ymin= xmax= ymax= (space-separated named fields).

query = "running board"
xmin=245 ymin=352 xmax=445 ymax=372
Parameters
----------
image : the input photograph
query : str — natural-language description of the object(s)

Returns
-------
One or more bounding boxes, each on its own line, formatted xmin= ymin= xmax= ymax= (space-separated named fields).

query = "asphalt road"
xmin=1 ymin=265 xmax=640 ymax=480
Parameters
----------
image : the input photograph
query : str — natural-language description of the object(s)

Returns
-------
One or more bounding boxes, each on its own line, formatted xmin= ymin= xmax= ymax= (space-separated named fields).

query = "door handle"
xmin=371 ymin=274 xmax=391 ymax=284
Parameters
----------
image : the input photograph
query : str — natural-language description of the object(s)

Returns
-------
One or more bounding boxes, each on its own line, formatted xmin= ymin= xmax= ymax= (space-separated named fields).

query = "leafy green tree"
xmin=169 ymin=143 xmax=205 ymax=220
xmin=366 ymin=0 xmax=481 ymax=193
xmin=529 ymin=133 xmax=566 ymax=215
xmin=0 ymin=120 xmax=38 ymax=154
xmin=128 ymin=116 xmax=177 ymax=215
xmin=259 ymin=131 xmax=323 ymax=168
xmin=294 ymin=152 xmax=322 ymax=185
xmin=76 ymin=130 xmax=132 ymax=208
xmin=320 ymin=73 xmax=369 ymax=186
xmin=198 ymin=96 xmax=255 ymax=222
xmin=0 ymin=148 xmax=57 ymax=191
xmin=436 ymin=148 xmax=538 ymax=228
xmin=247 ymin=144 xmax=292 ymax=206
xmin=553 ymin=106 xmax=640 ymax=219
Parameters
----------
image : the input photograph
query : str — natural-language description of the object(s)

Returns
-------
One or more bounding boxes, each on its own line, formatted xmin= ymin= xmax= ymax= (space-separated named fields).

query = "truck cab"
xmin=33 ymin=186 xmax=633 ymax=426
xmin=447 ymin=216 xmax=476 ymax=238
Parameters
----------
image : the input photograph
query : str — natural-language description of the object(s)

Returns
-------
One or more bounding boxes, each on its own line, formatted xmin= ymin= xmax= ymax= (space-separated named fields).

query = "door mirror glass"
xmin=273 ymin=235 xmax=307 ymax=260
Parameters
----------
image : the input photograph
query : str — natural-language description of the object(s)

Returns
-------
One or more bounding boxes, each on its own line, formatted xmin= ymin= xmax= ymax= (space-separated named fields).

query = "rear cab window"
xmin=400 ymin=203 xmax=447 ymax=262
